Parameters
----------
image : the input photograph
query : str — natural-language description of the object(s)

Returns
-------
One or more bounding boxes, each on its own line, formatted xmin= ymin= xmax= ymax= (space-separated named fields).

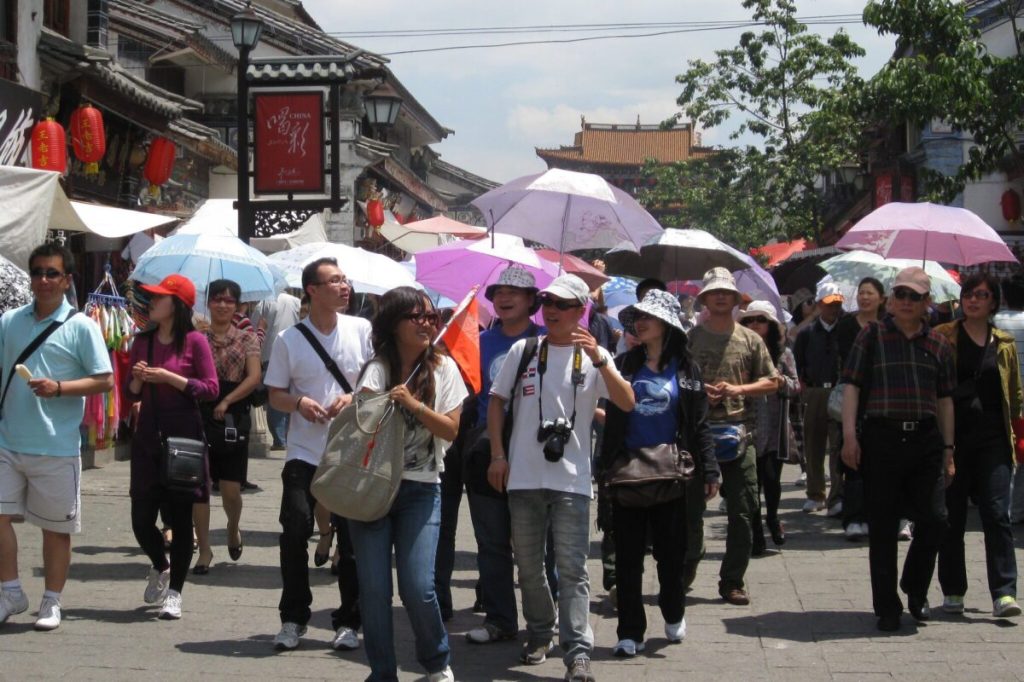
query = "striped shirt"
xmin=842 ymin=316 xmax=955 ymax=420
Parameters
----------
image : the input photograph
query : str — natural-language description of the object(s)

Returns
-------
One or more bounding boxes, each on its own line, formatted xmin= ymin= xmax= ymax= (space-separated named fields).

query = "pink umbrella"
xmin=535 ymin=249 xmax=609 ymax=289
xmin=836 ymin=202 xmax=1016 ymax=266
xmin=414 ymin=234 xmax=562 ymax=320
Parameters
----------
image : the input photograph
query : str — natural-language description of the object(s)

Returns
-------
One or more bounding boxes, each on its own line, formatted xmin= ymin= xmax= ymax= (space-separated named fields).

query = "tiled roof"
xmin=245 ymin=55 xmax=376 ymax=83
xmin=111 ymin=0 xmax=237 ymax=68
xmin=537 ymin=121 xmax=711 ymax=167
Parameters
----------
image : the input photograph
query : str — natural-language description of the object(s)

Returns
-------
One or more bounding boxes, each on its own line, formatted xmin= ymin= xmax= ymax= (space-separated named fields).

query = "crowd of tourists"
xmin=1 ymin=241 xmax=1022 ymax=682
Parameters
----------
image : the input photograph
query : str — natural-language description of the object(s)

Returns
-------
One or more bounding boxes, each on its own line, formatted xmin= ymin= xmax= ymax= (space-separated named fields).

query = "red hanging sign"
xmin=874 ymin=173 xmax=893 ymax=208
xmin=253 ymin=92 xmax=324 ymax=194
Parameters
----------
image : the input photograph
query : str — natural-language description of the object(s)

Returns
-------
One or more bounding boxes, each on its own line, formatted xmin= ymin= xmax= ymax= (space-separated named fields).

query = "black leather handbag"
xmin=603 ymin=443 xmax=695 ymax=508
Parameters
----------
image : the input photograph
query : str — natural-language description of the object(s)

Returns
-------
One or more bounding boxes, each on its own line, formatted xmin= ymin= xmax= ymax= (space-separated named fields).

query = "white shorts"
xmin=0 ymin=447 xmax=81 ymax=533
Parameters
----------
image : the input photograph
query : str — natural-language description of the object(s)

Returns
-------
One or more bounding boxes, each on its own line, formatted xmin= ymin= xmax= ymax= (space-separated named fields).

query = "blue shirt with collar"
xmin=0 ymin=299 xmax=112 ymax=456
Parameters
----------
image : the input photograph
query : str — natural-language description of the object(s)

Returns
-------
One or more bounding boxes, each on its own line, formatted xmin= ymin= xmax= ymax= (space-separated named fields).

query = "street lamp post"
xmin=363 ymin=81 xmax=403 ymax=141
xmin=231 ymin=3 xmax=263 ymax=244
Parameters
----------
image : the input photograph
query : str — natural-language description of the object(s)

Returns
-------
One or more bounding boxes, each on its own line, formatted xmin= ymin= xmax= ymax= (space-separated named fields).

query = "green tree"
xmin=665 ymin=0 xmax=864 ymax=242
xmin=857 ymin=0 xmax=1024 ymax=202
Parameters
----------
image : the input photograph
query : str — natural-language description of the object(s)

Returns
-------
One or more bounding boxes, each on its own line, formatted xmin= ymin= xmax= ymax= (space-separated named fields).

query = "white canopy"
xmin=175 ymin=198 xmax=238 ymax=236
xmin=250 ymin=213 xmax=329 ymax=253
xmin=0 ymin=165 xmax=177 ymax=269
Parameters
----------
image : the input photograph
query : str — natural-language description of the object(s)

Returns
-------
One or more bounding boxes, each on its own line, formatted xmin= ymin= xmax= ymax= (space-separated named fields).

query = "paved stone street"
xmin=4 ymin=452 xmax=1024 ymax=681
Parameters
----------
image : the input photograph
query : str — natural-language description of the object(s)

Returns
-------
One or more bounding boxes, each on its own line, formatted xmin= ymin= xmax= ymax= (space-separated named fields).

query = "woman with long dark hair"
xmin=935 ymin=273 xmax=1022 ymax=618
xmin=601 ymin=289 xmax=719 ymax=657
xmin=740 ymin=301 xmax=800 ymax=554
xmin=348 ymin=286 xmax=467 ymax=681
xmin=126 ymin=274 xmax=218 ymax=620
xmin=193 ymin=279 xmax=261 ymax=572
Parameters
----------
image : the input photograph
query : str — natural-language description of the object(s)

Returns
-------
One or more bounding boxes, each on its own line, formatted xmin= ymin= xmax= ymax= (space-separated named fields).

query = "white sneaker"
xmin=427 ymin=666 xmax=455 ymax=682
xmin=158 ymin=590 xmax=182 ymax=620
xmin=144 ymin=567 xmax=170 ymax=604
xmin=331 ymin=625 xmax=360 ymax=650
xmin=665 ymin=619 xmax=686 ymax=642
xmin=794 ymin=472 xmax=807 ymax=488
xmin=34 ymin=595 xmax=61 ymax=631
xmin=942 ymin=595 xmax=965 ymax=614
xmin=827 ymin=501 xmax=844 ymax=517
xmin=844 ymin=523 xmax=866 ymax=541
xmin=612 ymin=638 xmax=646 ymax=657
xmin=0 ymin=588 xmax=29 ymax=624
xmin=802 ymin=499 xmax=825 ymax=513
xmin=274 ymin=622 xmax=307 ymax=650
xmin=898 ymin=519 xmax=914 ymax=541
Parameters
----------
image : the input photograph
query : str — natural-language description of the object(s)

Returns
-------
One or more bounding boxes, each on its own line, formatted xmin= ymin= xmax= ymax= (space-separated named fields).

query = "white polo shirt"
xmin=264 ymin=314 xmax=372 ymax=466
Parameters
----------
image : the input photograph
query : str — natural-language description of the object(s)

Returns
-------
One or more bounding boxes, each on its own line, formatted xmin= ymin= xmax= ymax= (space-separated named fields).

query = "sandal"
xmin=314 ymin=530 xmax=333 ymax=567
xmin=228 ymin=527 xmax=244 ymax=561
xmin=193 ymin=549 xmax=213 ymax=575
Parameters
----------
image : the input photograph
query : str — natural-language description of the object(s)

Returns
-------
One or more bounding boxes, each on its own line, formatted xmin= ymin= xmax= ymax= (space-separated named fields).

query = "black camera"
xmin=537 ymin=417 xmax=573 ymax=462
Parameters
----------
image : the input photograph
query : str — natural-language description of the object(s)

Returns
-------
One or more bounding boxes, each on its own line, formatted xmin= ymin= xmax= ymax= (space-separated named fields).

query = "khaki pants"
xmin=802 ymin=387 xmax=842 ymax=506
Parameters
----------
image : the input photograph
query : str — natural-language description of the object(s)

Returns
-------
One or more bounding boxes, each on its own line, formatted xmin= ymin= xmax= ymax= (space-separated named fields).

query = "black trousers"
xmin=278 ymin=460 xmax=360 ymax=629
xmin=938 ymin=424 xmax=1018 ymax=601
xmin=752 ymin=452 xmax=783 ymax=544
xmin=612 ymin=496 xmax=687 ymax=641
xmin=131 ymin=489 xmax=194 ymax=593
xmin=862 ymin=421 xmax=948 ymax=618
xmin=435 ymin=438 xmax=466 ymax=617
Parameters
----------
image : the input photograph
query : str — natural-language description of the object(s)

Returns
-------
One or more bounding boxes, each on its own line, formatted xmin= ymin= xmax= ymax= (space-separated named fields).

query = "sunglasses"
xmin=403 ymin=311 xmax=441 ymax=326
xmin=538 ymin=295 xmax=582 ymax=311
xmin=209 ymin=296 xmax=238 ymax=305
xmin=30 ymin=268 xmax=66 ymax=280
xmin=962 ymin=289 xmax=992 ymax=301
xmin=741 ymin=316 xmax=771 ymax=325
xmin=892 ymin=287 xmax=926 ymax=302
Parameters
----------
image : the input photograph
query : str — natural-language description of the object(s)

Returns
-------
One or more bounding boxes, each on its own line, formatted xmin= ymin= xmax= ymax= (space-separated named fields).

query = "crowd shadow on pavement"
xmin=68 ymin=606 xmax=159 ymax=624
xmin=722 ymin=610 xmax=920 ymax=641
xmin=176 ymin=634 xmax=282 ymax=660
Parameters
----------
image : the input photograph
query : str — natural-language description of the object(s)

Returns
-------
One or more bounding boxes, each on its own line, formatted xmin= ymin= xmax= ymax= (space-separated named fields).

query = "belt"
xmin=866 ymin=417 xmax=937 ymax=432
xmin=807 ymin=382 xmax=835 ymax=389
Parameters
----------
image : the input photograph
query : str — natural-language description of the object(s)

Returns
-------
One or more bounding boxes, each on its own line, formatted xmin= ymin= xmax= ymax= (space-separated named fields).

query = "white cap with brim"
xmin=539 ymin=274 xmax=590 ymax=305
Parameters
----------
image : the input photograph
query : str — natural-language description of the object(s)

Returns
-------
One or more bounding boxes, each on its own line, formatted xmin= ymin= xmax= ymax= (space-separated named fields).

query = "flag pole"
xmin=403 ymin=285 xmax=480 ymax=386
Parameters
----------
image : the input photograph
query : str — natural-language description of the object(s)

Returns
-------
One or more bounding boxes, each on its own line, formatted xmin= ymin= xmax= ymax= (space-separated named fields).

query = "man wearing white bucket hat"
xmin=793 ymin=281 xmax=846 ymax=517
xmin=685 ymin=268 xmax=779 ymax=606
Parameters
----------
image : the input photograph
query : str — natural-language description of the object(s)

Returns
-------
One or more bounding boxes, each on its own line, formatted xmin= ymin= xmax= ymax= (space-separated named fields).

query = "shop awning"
xmin=0 ymin=165 xmax=177 ymax=268
xmin=251 ymin=213 xmax=329 ymax=253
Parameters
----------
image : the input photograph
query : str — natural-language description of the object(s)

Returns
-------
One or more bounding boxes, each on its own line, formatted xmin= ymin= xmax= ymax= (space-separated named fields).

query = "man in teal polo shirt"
xmin=0 ymin=243 xmax=112 ymax=631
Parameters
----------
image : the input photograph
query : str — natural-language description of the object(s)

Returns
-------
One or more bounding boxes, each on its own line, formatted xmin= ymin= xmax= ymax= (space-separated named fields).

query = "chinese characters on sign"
xmin=254 ymin=92 xmax=324 ymax=194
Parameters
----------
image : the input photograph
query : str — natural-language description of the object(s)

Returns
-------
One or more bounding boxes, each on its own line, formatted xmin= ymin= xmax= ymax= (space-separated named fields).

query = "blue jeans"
xmin=266 ymin=404 xmax=289 ymax=447
xmin=348 ymin=481 xmax=450 ymax=681
xmin=509 ymin=489 xmax=593 ymax=666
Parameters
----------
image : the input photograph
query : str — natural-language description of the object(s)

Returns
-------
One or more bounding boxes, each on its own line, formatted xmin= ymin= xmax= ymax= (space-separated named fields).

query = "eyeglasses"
xmin=316 ymin=276 xmax=351 ymax=288
xmin=741 ymin=316 xmax=770 ymax=325
xmin=892 ymin=287 xmax=926 ymax=302
xmin=209 ymin=296 xmax=238 ymax=305
xmin=962 ymin=289 xmax=992 ymax=301
xmin=403 ymin=311 xmax=441 ymax=326
xmin=29 ymin=268 xmax=65 ymax=281
xmin=538 ymin=295 xmax=582 ymax=311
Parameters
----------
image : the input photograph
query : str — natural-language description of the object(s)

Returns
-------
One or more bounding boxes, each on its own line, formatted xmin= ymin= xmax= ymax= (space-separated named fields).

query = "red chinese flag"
xmin=441 ymin=297 xmax=481 ymax=394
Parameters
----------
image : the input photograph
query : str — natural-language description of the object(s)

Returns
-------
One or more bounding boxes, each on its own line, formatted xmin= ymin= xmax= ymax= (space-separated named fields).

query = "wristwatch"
xmin=592 ymin=357 xmax=608 ymax=369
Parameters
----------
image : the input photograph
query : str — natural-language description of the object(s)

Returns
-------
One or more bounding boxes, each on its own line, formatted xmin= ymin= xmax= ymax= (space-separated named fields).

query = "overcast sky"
xmin=302 ymin=0 xmax=895 ymax=183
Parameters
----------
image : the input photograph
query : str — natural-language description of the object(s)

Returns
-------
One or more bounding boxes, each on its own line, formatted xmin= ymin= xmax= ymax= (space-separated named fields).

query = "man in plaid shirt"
xmin=840 ymin=266 xmax=956 ymax=633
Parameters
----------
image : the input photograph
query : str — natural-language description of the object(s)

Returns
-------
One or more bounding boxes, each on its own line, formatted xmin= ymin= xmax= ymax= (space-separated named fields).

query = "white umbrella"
xmin=818 ymin=250 xmax=962 ymax=303
xmin=268 ymin=242 xmax=420 ymax=296
xmin=379 ymin=214 xmax=486 ymax=254
xmin=471 ymin=168 xmax=663 ymax=253
xmin=133 ymin=233 xmax=286 ymax=307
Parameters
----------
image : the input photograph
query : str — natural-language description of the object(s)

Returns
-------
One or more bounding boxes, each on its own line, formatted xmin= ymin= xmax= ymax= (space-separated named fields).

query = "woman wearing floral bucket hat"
xmin=738 ymin=301 xmax=800 ymax=554
xmin=599 ymin=289 xmax=719 ymax=657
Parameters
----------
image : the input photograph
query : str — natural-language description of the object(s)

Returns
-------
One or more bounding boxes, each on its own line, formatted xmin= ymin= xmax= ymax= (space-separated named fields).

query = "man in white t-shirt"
xmin=120 ymin=228 xmax=162 ymax=268
xmin=264 ymin=258 xmax=372 ymax=652
xmin=487 ymin=274 xmax=634 ymax=681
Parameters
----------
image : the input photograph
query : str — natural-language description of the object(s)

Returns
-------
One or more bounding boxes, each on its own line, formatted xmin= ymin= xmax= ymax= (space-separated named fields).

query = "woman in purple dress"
xmin=126 ymin=274 xmax=218 ymax=620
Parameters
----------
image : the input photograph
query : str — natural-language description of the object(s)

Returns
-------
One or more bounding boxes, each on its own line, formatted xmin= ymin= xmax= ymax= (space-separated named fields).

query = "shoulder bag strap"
xmin=0 ymin=309 xmax=77 ymax=416
xmin=501 ymin=336 xmax=539 ymax=457
xmin=294 ymin=322 xmax=354 ymax=394
xmin=146 ymin=335 xmax=162 ymax=440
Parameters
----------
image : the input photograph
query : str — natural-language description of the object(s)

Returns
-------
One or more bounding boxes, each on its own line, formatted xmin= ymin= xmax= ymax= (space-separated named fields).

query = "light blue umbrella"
xmin=602 ymin=276 xmax=638 ymax=310
xmin=133 ymin=233 xmax=286 ymax=308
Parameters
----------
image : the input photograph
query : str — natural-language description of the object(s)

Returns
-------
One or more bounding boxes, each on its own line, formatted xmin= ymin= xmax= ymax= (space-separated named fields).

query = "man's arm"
xmin=840 ymin=383 xmax=861 ymax=470
xmin=29 ymin=373 xmax=114 ymax=398
xmin=486 ymin=395 xmax=510 ymax=492
xmin=937 ymin=395 xmax=955 ymax=486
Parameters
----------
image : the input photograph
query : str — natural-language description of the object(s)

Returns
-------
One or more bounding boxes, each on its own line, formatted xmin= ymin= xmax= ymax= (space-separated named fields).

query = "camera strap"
xmin=536 ymin=338 xmax=582 ymax=430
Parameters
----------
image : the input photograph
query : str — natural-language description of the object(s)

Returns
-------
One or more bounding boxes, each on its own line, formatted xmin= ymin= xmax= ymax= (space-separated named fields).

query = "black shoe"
xmin=768 ymin=518 xmax=786 ymax=546
xmin=242 ymin=481 xmax=260 ymax=491
xmin=877 ymin=614 xmax=901 ymax=632
xmin=908 ymin=596 xmax=931 ymax=622
xmin=472 ymin=599 xmax=485 ymax=614
xmin=752 ymin=535 xmax=767 ymax=557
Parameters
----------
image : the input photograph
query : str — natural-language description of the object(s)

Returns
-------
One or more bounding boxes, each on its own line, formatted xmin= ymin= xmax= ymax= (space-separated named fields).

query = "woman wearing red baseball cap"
xmin=126 ymin=274 xmax=219 ymax=620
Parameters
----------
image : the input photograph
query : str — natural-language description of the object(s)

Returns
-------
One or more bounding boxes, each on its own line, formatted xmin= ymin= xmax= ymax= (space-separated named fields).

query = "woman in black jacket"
xmin=600 ymin=289 xmax=719 ymax=658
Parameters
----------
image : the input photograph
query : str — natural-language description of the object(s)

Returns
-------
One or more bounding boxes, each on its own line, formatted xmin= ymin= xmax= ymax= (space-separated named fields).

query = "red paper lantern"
xmin=1002 ymin=189 xmax=1021 ymax=222
xmin=31 ymin=118 xmax=67 ymax=174
xmin=69 ymin=104 xmax=106 ymax=175
xmin=366 ymin=198 xmax=385 ymax=228
xmin=144 ymin=137 xmax=176 ymax=196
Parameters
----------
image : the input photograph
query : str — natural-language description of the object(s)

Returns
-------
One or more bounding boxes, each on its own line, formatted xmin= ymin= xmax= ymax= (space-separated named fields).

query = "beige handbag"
xmin=311 ymin=391 xmax=407 ymax=522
